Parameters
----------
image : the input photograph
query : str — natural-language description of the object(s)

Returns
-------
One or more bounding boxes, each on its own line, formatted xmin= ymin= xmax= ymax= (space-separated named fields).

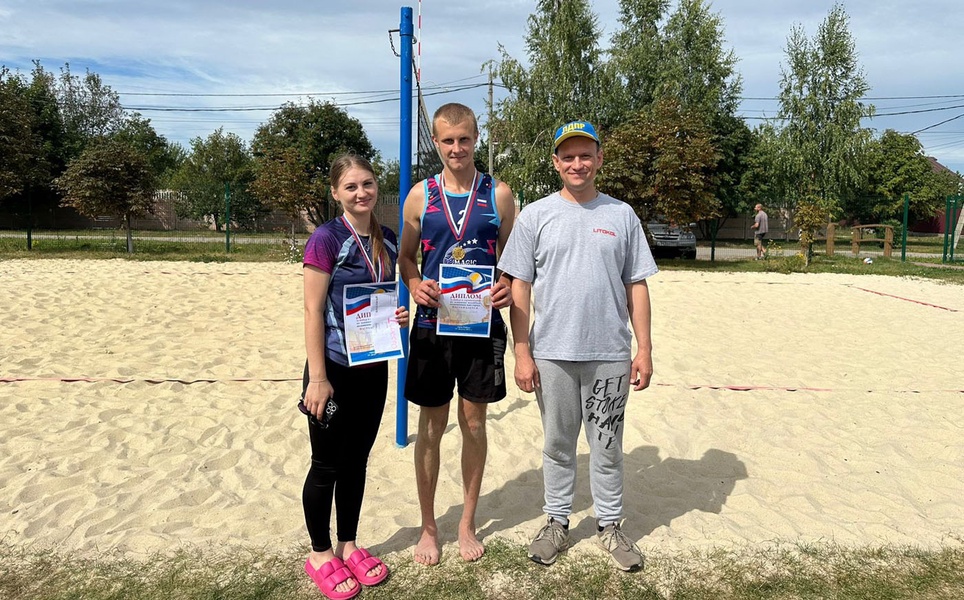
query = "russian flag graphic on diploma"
xmin=437 ymin=265 xmax=494 ymax=337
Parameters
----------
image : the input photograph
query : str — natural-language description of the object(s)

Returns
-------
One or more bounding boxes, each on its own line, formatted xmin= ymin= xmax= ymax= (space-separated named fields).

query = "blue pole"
xmin=396 ymin=6 xmax=413 ymax=448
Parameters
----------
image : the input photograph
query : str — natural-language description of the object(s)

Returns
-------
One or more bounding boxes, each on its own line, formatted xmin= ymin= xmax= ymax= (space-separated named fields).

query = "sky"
xmin=3 ymin=0 xmax=964 ymax=174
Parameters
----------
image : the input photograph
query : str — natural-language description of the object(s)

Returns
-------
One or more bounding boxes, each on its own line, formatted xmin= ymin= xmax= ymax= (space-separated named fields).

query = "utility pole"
xmin=488 ymin=66 xmax=494 ymax=176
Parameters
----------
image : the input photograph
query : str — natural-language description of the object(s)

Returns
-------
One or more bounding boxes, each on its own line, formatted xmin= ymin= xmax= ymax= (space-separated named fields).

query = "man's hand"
xmin=413 ymin=279 xmax=440 ymax=307
xmin=514 ymin=350 xmax=540 ymax=393
xmin=630 ymin=350 xmax=653 ymax=391
xmin=490 ymin=278 xmax=512 ymax=309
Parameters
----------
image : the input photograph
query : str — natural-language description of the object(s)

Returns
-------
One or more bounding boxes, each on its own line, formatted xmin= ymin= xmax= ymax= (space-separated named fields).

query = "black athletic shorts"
xmin=404 ymin=323 xmax=507 ymax=407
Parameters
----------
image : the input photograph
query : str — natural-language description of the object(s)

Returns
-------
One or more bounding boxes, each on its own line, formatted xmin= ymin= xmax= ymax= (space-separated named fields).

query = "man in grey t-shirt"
xmin=752 ymin=203 xmax=769 ymax=259
xmin=498 ymin=120 xmax=658 ymax=572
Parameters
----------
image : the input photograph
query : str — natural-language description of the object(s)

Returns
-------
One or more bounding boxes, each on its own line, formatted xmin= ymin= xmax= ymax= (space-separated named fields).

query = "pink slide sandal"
xmin=345 ymin=548 xmax=389 ymax=586
xmin=305 ymin=557 xmax=360 ymax=600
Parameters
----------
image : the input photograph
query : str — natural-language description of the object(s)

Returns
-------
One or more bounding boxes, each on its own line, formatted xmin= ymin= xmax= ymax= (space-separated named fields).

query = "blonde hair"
xmin=329 ymin=154 xmax=387 ymax=275
xmin=432 ymin=103 xmax=478 ymax=136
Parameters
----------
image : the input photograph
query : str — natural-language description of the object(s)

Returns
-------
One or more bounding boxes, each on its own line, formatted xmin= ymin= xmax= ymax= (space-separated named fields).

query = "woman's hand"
xmin=394 ymin=306 xmax=410 ymax=328
xmin=303 ymin=380 xmax=335 ymax=420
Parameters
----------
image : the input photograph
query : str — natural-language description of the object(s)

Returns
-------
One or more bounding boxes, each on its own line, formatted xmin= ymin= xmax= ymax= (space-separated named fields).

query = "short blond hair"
xmin=432 ymin=103 xmax=478 ymax=136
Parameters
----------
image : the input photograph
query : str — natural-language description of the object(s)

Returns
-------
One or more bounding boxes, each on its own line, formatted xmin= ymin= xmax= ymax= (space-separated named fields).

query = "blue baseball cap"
xmin=553 ymin=120 xmax=600 ymax=149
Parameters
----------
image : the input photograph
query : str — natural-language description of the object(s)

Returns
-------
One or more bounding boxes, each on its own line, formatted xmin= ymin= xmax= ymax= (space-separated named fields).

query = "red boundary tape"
xmin=1 ymin=377 xmax=961 ymax=393
xmin=851 ymin=286 xmax=959 ymax=312
xmin=0 ymin=376 xmax=300 ymax=384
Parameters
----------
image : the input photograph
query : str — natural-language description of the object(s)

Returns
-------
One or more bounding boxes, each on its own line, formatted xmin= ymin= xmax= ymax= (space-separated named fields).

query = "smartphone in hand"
xmin=320 ymin=398 xmax=339 ymax=427
xmin=298 ymin=397 xmax=339 ymax=429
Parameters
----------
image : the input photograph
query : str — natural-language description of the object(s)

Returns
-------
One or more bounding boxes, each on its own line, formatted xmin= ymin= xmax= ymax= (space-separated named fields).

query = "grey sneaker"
xmin=597 ymin=521 xmax=644 ymax=571
xmin=528 ymin=517 xmax=570 ymax=565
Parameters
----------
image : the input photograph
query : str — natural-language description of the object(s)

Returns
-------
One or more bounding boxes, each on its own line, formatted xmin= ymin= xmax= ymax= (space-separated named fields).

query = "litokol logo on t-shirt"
xmin=592 ymin=228 xmax=616 ymax=237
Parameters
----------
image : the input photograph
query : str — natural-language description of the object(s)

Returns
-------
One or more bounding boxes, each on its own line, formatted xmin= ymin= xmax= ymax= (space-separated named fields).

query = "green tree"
xmin=3 ymin=62 xmax=139 ymax=247
xmin=492 ymin=0 xmax=607 ymax=198
xmin=0 ymin=66 xmax=60 ymax=252
xmin=776 ymin=2 xmax=874 ymax=248
xmin=859 ymin=129 xmax=960 ymax=223
xmin=658 ymin=0 xmax=748 ymax=228
xmin=172 ymin=128 xmax=262 ymax=231
xmin=25 ymin=62 xmax=69 ymax=173
xmin=371 ymin=156 xmax=405 ymax=199
xmin=738 ymin=124 xmax=788 ymax=231
xmin=0 ymin=68 xmax=43 ymax=205
xmin=607 ymin=0 xmax=669 ymax=119
xmin=55 ymin=63 xmax=126 ymax=159
xmin=598 ymin=97 xmax=720 ymax=226
xmin=250 ymin=100 xmax=374 ymax=226
xmin=607 ymin=0 xmax=749 ymax=231
xmin=656 ymin=0 xmax=742 ymax=118
xmin=16 ymin=62 xmax=70 ymax=228
xmin=112 ymin=114 xmax=180 ymax=183
xmin=55 ymin=138 xmax=156 ymax=253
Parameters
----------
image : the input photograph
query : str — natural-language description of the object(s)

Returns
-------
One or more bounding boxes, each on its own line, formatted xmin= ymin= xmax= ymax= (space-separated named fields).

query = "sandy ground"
xmin=1 ymin=259 xmax=962 ymax=562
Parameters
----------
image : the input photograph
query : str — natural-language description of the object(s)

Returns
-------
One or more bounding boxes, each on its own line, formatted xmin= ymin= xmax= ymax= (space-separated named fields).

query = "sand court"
xmin=1 ymin=259 xmax=962 ymax=559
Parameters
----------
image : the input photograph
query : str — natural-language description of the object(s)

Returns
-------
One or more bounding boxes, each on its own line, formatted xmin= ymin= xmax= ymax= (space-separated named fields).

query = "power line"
xmin=735 ymin=94 xmax=964 ymax=101
xmin=117 ymin=74 xmax=488 ymax=97
xmin=122 ymin=82 xmax=489 ymax=113
xmin=912 ymin=112 xmax=964 ymax=135
xmin=874 ymin=103 xmax=964 ymax=117
xmin=121 ymin=89 xmax=399 ymax=98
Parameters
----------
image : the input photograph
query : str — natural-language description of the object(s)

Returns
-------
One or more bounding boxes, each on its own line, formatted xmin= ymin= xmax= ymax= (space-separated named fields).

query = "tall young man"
xmin=398 ymin=103 xmax=516 ymax=565
xmin=498 ymin=120 xmax=658 ymax=572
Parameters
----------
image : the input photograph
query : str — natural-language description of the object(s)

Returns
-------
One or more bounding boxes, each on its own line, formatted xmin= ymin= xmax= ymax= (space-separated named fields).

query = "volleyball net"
xmin=415 ymin=84 xmax=443 ymax=182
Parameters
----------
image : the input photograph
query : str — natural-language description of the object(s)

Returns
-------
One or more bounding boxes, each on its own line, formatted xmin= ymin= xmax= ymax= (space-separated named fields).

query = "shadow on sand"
xmin=372 ymin=444 xmax=748 ymax=557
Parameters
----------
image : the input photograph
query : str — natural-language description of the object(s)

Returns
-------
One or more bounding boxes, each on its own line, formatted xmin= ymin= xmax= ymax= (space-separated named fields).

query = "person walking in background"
xmin=752 ymin=203 xmax=769 ymax=259
xmin=498 ymin=120 xmax=658 ymax=572
xmin=300 ymin=154 xmax=409 ymax=600
xmin=398 ymin=102 xmax=516 ymax=565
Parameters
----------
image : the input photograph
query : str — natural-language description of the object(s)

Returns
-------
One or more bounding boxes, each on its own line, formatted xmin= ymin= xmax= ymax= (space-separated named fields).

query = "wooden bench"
xmin=851 ymin=224 xmax=893 ymax=258
xmin=92 ymin=215 xmax=116 ymax=229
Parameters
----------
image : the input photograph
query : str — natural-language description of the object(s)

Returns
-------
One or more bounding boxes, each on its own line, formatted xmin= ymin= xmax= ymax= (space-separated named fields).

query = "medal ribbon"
xmin=341 ymin=215 xmax=383 ymax=282
xmin=438 ymin=170 xmax=478 ymax=241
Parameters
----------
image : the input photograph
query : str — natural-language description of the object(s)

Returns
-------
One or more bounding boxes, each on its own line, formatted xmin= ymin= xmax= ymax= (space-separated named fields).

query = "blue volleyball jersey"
xmin=416 ymin=171 xmax=503 ymax=329
xmin=303 ymin=217 xmax=398 ymax=366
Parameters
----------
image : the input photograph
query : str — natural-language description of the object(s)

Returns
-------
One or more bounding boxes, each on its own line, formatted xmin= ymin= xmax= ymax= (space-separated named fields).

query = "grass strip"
xmin=2 ymin=539 xmax=963 ymax=600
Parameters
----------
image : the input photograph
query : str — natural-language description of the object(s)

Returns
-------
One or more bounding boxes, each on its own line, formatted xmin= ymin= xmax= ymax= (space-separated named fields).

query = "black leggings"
xmin=302 ymin=358 xmax=388 ymax=552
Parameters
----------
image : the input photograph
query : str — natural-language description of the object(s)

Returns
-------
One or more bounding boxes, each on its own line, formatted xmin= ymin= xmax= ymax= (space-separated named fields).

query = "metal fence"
xmin=1 ymin=199 xmax=953 ymax=263
xmin=0 ymin=194 xmax=402 ymax=253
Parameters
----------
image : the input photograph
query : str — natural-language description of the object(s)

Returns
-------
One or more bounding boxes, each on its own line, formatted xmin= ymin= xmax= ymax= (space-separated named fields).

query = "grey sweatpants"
xmin=534 ymin=358 xmax=631 ymax=525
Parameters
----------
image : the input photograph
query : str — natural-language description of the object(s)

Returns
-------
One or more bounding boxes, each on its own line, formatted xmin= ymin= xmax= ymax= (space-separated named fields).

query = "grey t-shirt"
xmin=498 ymin=192 xmax=658 ymax=361
xmin=754 ymin=210 xmax=769 ymax=235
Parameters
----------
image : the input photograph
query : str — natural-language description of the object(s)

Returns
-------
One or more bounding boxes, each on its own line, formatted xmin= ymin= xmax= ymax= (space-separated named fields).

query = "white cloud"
xmin=2 ymin=0 xmax=962 ymax=172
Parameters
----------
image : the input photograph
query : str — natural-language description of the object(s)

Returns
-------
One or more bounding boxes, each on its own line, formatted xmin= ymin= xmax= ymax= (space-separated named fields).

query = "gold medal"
xmin=453 ymin=246 xmax=466 ymax=261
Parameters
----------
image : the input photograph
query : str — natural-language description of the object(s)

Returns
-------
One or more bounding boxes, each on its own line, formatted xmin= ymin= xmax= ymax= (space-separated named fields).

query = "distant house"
xmin=909 ymin=157 xmax=964 ymax=234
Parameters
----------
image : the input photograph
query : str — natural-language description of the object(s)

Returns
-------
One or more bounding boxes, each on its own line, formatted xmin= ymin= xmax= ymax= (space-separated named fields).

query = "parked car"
xmin=645 ymin=220 xmax=697 ymax=259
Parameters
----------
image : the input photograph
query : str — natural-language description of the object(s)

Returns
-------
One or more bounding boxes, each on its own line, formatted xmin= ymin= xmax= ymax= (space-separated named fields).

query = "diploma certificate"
xmin=436 ymin=264 xmax=494 ymax=338
xmin=343 ymin=282 xmax=404 ymax=366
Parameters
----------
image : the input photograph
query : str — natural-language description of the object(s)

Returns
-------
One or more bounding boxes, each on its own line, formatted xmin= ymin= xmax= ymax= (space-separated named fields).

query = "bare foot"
xmin=414 ymin=529 xmax=440 ymax=566
xmin=458 ymin=528 xmax=485 ymax=562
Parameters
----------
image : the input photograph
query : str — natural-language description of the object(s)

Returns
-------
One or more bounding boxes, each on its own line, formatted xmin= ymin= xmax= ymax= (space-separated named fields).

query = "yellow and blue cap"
xmin=553 ymin=120 xmax=600 ymax=150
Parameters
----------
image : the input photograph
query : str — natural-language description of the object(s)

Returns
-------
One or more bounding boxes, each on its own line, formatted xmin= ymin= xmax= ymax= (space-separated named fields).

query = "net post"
xmin=225 ymin=182 xmax=231 ymax=253
xmin=901 ymin=193 xmax=909 ymax=262
xmin=944 ymin=195 xmax=951 ymax=263
xmin=396 ymin=6 xmax=414 ymax=448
